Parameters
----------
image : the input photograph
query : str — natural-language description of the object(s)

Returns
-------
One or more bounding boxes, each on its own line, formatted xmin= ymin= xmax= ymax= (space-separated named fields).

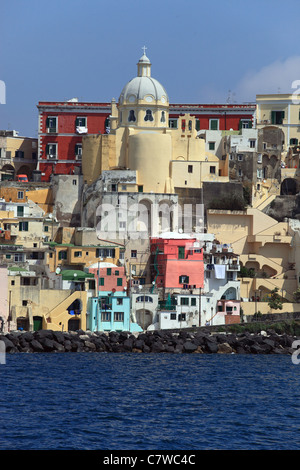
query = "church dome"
xmin=119 ymin=51 xmax=169 ymax=105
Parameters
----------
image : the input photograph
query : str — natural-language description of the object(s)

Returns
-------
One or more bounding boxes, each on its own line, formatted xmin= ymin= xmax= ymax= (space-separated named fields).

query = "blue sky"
xmin=1 ymin=0 xmax=300 ymax=137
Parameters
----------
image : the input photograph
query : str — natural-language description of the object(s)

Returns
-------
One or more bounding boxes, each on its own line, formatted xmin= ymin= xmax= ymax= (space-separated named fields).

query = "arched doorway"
xmin=33 ymin=316 xmax=43 ymax=331
xmin=135 ymin=308 xmax=153 ymax=330
xmin=17 ymin=316 xmax=29 ymax=331
xmin=1 ymin=164 xmax=14 ymax=181
xmin=17 ymin=165 xmax=32 ymax=180
xmin=68 ymin=318 xmax=80 ymax=331
xmin=281 ymin=178 xmax=298 ymax=195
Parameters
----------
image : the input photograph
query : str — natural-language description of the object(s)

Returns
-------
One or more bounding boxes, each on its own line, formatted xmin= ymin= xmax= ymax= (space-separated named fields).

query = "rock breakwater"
xmin=0 ymin=328 xmax=298 ymax=354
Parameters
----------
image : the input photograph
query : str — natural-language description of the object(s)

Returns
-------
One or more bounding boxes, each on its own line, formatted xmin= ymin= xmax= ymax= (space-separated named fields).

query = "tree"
xmin=268 ymin=287 xmax=283 ymax=310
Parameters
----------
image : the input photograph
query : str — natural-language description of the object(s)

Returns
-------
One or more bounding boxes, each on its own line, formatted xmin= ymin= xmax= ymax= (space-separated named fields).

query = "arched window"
xmin=128 ymin=110 xmax=136 ymax=122
xmin=136 ymin=295 xmax=153 ymax=303
xmin=144 ymin=109 xmax=153 ymax=122
xmin=161 ymin=111 xmax=166 ymax=123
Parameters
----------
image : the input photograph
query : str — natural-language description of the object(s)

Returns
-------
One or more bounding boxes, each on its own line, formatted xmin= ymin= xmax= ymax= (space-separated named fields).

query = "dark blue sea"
xmin=1 ymin=353 xmax=300 ymax=451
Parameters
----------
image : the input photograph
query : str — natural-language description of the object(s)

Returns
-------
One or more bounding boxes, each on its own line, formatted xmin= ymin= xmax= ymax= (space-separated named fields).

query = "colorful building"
xmin=37 ymin=100 xmax=111 ymax=182
xmin=150 ymin=234 xmax=204 ymax=289
xmin=87 ymin=290 xmax=142 ymax=333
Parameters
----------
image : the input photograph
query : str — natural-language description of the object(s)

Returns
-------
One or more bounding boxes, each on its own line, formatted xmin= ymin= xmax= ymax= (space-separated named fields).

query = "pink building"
xmin=150 ymin=236 xmax=204 ymax=289
xmin=88 ymin=263 xmax=126 ymax=292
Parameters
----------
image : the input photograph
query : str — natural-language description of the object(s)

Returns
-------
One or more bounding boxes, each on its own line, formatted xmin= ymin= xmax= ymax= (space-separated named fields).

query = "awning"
xmin=61 ymin=270 xmax=94 ymax=281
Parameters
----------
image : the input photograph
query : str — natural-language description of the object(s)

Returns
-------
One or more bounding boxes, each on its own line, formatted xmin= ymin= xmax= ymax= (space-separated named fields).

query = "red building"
xmin=37 ymin=100 xmax=111 ymax=182
xmin=150 ymin=235 xmax=204 ymax=289
xmin=37 ymin=100 xmax=255 ymax=182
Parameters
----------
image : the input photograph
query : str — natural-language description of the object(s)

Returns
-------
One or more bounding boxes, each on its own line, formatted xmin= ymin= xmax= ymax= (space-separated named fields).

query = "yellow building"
xmin=207 ymin=208 xmax=299 ymax=316
xmin=82 ymin=52 xmax=228 ymax=192
xmin=7 ymin=267 xmax=90 ymax=332
xmin=0 ymin=130 xmax=38 ymax=181
xmin=256 ymin=94 xmax=300 ymax=154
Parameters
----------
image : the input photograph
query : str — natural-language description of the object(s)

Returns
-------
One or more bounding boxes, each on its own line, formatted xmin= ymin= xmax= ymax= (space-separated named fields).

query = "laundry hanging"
xmin=214 ymin=264 xmax=226 ymax=279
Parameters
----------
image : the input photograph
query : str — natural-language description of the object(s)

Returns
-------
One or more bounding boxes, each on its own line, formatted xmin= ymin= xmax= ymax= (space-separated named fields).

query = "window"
xmin=72 ymin=179 xmax=77 ymax=185
xmin=138 ymin=185 xmax=143 ymax=192
xmin=161 ymin=111 xmax=166 ymax=123
xmin=17 ymin=206 xmax=24 ymax=217
xmin=238 ymin=168 xmax=242 ymax=177
xmin=117 ymin=278 xmax=123 ymax=286
xmin=257 ymin=154 xmax=262 ymax=163
xmin=210 ymin=166 xmax=216 ymax=174
xmin=249 ymin=139 xmax=256 ymax=148
xmin=46 ymin=143 xmax=57 ymax=158
xmin=128 ymin=110 xmax=136 ymax=122
xmin=14 ymin=253 xmax=24 ymax=262
xmin=74 ymin=251 xmax=82 ymax=257
xmin=75 ymin=117 xmax=87 ymax=127
xmin=169 ymin=119 xmax=178 ymax=128
xmin=170 ymin=313 xmax=177 ymax=320
xmin=179 ymin=275 xmax=189 ymax=284
xmin=195 ymin=119 xmax=200 ymax=131
xmin=116 ymin=298 xmax=123 ymax=305
xmin=15 ymin=150 xmax=24 ymax=158
xmin=178 ymin=313 xmax=186 ymax=321
xmin=17 ymin=191 xmax=24 ymax=199
xmin=290 ymin=138 xmax=298 ymax=145
xmin=209 ymin=142 xmax=215 ymax=151
xmin=115 ymin=270 xmax=119 ymax=276
xmin=209 ymin=119 xmax=219 ymax=130
xmin=22 ymin=300 xmax=28 ymax=306
xmin=75 ymin=144 xmax=82 ymax=158
xmin=58 ymin=250 xmax=67 ymax=260
xmin=99 ymin=277 xmax=104 ymax=286
xmin=191 ymin=298 xmax=196 ymax=306
xmin=144 ymin=109 xmax=153 ymax=122
xmin=257 ymin=168 xmax=262 ymax=179
xmin=44 ymin=225 xmax=49 ymax=232
xmin=107 ymin=268 xmax=111 ymax=275
xmin=188 ymin=165 xmax=193 ymax=173
xmin=88 ymin=280 xmax=95 ymax=290
xmin=271 ymin=111 xmax=284 ymax=125
xmin=46 ymin=116 xmax=57 ymax=133
xmin=238 ymin=154 xmax=243 ymax=161
xmin=180 ymin=297 xmax=189 ymax=306
xmin=178 ymin=246 xmax=185 ymax=259
xmin=5 ymin=254 xmax=11 ymax=259
xmin=101 ymin=312 xmax=111 ymax=322
xmin=131 ymin=250 xmax=137 ymax=258
xmin=114 ymin=312 xmax=124 ymax=322
xmin=19 ymin=221 xmax=28 ymax=231
xmin=121 ymin=185 xmax=127 ymax=190
xmin=240 ymin=120 xmax=252 ymax=129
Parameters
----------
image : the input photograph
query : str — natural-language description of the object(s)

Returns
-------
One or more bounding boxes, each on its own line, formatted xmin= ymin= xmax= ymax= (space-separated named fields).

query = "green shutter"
xmin=107 ymin=268 xmax=111 ymax=275
xmin=271 ymin=111 xmax=275 ymax=124
xmin=117 ymin=278 xmax=123 ymax=286
xmin=99 ymin=277 xmax=104 ymax=286
xmin=195 ymin=119 xmax=200 ymax=131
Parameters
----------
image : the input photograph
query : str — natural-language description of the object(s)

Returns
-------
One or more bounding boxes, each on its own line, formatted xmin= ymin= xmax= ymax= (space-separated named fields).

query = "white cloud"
xmin=235 ymin=56 xmax=300 ymax=102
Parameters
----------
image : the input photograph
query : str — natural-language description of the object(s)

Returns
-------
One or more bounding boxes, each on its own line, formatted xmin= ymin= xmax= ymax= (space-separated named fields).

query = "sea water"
xmin=0 ymin=353 xmax=299 ymax=450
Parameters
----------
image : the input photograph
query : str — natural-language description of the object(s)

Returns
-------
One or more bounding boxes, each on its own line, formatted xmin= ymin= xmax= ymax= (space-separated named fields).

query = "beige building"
xmin=0 ymin=130 xmax=38 ymax=181
xmin=82 ymin=52 xmax=228 ymax=193
xmin=207 ymin=208 xmax=299 ymax=316
xmin=256 ymin=94 xmax=300 ymax=154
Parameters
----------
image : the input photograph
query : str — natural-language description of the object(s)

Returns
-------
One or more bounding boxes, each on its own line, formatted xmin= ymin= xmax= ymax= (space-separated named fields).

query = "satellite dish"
xmin=55 ymin=267 xmax=61 ymax=274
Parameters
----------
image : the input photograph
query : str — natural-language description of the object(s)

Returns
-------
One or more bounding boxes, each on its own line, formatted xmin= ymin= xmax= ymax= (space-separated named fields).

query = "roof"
xmin=61 ymin=270 xmax=94 ymax=281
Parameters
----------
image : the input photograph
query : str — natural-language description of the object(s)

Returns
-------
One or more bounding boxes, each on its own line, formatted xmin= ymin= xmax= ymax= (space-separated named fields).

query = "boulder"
xmin=30 ymin=339 xmax=44 ymax=352
xmin=217 ymin=342 xmax=233 ymax=354
xmin=183 ymin=341 xmax=198 ymax=353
